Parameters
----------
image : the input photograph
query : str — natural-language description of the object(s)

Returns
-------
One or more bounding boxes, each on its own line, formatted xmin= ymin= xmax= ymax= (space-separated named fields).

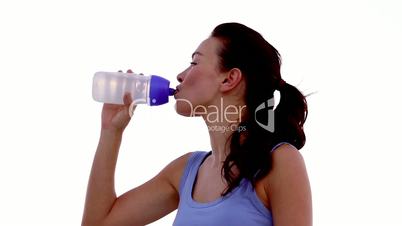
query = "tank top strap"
xmin=178 ymin=151 xmax=210 ymax=195
xmin=179 ymin=143 xmax=295 ymax=196
xmin=271 ymin=141 xmax=297 ymax=152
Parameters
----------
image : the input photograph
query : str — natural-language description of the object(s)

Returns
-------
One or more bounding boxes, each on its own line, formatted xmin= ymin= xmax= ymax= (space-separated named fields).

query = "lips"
xmin=173 ymin=86 xmax=180 ymax=98
xmin=175 ymin=86 xmax=181 ymax=94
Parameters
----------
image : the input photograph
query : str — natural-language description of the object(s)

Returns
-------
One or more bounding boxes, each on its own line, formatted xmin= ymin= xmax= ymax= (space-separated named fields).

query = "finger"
xmin=123 ymin=92 xmax=137 ymax=117
xmin=128 ymin=102 xmax=137 ymax=118
xmin=123 ymin=92 xmax=133 ymax=105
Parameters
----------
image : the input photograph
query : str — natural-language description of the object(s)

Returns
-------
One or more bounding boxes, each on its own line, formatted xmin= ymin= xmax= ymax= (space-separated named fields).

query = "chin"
xmin=174 ymin=97 xmax=198 ymax=117
xmin=174 ymin=102 xmax=193 ymax=117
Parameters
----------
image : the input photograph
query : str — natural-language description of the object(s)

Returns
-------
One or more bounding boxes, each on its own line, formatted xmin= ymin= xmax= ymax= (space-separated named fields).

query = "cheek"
xmin=183 ymin=69 xmax=200 ymax=86
xmin=186 ymin=68 xmax=217 ymax=91
xmin=179 ymin=67 xmax=220 ymax=106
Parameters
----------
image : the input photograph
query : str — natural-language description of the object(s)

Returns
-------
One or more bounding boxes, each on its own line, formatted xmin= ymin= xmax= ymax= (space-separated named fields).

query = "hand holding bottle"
xmin=100 ymin=70 xmax=137 ymax=133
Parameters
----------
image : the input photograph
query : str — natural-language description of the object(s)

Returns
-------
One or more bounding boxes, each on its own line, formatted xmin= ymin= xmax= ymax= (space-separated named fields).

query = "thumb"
xmin=123 ymin=92 xmax=137 ymax=118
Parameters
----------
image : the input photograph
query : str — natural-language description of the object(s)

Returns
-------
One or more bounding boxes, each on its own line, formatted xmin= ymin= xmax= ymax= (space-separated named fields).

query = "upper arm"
xmin=266 ymin=144 xmax=312 ymax=226
xmin=103 ymin=152 xmax=192 ymax=226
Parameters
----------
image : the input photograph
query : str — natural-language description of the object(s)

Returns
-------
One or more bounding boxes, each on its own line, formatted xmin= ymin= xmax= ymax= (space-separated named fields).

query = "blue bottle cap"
xmin=149 ymin=75 xmax=174 ymax=106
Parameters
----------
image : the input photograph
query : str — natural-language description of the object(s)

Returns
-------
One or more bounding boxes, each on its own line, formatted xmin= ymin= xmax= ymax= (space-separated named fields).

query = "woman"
xmin=82 ymin=22 xmax=312 ymax=226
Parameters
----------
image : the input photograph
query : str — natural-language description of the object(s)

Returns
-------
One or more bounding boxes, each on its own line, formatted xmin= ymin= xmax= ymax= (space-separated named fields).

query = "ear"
xmin=220 ymin=68 xmax=243 ymax=92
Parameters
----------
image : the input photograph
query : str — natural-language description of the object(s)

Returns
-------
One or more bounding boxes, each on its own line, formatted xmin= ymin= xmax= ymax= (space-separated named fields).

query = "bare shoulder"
xmin=160 ymin=152 xmax=193 ymax=193
xmin=264 ymin=143 xmax=312 ymax=226
xmin=270 ymin=143 xmax=306 ymax=171
xmin=265 ymin=143 xmax=309 ymax=190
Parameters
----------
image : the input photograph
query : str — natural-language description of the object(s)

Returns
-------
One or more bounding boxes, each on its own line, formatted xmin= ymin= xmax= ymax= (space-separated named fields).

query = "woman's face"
xmin=174 ymin=37 xmax=224 ymax=117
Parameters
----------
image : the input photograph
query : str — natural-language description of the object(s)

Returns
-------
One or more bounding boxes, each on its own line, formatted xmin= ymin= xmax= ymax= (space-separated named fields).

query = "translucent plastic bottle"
xmin=92 ymin=71 xmax=175 ymax=105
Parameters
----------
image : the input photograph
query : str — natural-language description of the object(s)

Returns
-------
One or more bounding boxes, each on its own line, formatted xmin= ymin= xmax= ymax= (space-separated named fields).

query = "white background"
xmin=1 ymin=0 xmax=401 ymax=225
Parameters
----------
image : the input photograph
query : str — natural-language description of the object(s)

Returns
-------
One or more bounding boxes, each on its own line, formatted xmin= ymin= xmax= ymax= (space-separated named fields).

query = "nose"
xmin=176 ymin=71 xmax=185 ymax=83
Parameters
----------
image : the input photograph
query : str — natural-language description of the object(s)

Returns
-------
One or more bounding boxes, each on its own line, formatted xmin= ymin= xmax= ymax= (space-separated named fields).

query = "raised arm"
xmin=82 ymin=92 xmax=190 ymax=226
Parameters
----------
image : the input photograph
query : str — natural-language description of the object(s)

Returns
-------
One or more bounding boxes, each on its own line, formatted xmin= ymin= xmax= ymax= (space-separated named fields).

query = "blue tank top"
xmin=173 ymin=143 xmax=289 ymax=226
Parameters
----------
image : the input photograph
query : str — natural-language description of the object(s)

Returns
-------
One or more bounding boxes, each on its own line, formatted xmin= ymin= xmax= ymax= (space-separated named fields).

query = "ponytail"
xmin=211 ymin=22 xmax=308 ymax=196
xmin=274 ymin=81 xmax=307 ymax=149
xmin=222 ymin=82 xmax=308 ymax=195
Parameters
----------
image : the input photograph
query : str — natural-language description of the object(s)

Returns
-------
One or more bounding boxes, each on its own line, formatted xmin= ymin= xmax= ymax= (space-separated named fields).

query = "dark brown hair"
xmin=211 ymin=22 xmax=308 ymax=195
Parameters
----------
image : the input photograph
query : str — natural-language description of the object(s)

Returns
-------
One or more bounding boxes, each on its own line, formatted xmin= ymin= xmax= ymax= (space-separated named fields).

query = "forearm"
xmin=82 ymin=129 xmax=123 ymax=225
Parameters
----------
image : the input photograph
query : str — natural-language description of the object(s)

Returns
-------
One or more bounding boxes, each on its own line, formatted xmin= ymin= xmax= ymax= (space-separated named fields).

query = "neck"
xmin=201 ymin=97 xmax=246 ymax=169
xmin=206 ymin=124 xmax=233 ymax=168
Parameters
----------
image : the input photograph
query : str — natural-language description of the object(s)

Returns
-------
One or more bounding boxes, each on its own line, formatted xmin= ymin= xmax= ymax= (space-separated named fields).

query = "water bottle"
xmin=92 ymin=71 xmax=176 ymax=105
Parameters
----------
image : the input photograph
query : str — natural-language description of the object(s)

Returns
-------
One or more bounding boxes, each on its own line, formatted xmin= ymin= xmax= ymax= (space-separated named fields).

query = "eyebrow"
xmin=191 ymin=51 xmax=203 ymax=58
